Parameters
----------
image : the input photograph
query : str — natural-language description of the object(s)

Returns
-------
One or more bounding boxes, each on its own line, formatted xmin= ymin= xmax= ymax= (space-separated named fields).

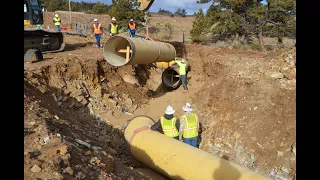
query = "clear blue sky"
xmin=73 ymin=0 xmax=268 ymax=15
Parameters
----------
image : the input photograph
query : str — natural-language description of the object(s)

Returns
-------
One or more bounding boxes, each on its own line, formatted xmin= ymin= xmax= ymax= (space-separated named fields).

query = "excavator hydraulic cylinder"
xmin=124 ymin=116 xmax=271 ymax=180
xmin=103 ymin=36 xmax=176 ymax=67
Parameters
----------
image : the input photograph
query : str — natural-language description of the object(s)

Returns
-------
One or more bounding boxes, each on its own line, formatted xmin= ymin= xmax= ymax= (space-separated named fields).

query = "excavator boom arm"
xmin=137 ymin=0 xmax=155 ymax=11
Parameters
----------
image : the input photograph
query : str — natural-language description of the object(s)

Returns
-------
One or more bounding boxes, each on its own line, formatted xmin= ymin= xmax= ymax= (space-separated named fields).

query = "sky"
xmin=73 ymin=0 xmax=268 ymax=15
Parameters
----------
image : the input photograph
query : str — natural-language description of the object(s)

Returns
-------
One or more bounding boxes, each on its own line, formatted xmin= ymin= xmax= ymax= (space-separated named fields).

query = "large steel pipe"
xmin=124 ymin=116 xmax=271 ymax=180
xmin=156 ymin=59 xmax=189 ymax=89
xmin=103 ymin=36 xmax=176 ymax=67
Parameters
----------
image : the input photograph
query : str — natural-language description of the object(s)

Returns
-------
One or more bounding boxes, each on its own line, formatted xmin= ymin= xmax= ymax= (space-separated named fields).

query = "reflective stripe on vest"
xmin=93 ymin=23 xmax=102 ymax=34
xmin=110 ymin=23 xmax=118 ymax=34
xmin=129 ymin=23 xmax=136 ymax=30
xmin=160 ymin=117 xmax=178 ymax=137
xmin=182 ymin=113 xmax=198 ymax=138
xmin=53 ymin=17 xmax=61 ymax=26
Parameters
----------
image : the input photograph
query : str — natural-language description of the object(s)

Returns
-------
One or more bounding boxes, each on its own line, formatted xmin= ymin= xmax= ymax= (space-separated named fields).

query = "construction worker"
xmin=108 ymin=17 xmax=119 ymax=36
xmin=53 ymin=14 xmax=61 ymax=32
xmin=179 ymin=103 xmax=199 ymax=148
xmin=150 ymin=106 xmax=180 ymax=140
xmin=127 ymin=19 xmax=137 ymax=37
xmin=91 ymin=18 xmax=103 ymax=48
xmin=174 ymin=57 xmax=188 ymax=91
xmin=35 ymin=24 xmax=43 ymax=30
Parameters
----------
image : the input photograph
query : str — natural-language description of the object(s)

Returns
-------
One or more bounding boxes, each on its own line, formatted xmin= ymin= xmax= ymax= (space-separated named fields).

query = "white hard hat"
xmin=55 ymin=14 xmax=58 ymax=17
xmin=111 ymin=17 xmax=116 ymax=21
xmin=130 ymin=19 xmax=134 ymax=21
xmin=94 ymin=18 xmax=98 ymax=22
xmin=180 ymin=59 xmax=185 ymax=63
xmin=182 ymin=102 xmax=192 ymax=112
xmin=165 ymin=106 xmax=175 ymax=115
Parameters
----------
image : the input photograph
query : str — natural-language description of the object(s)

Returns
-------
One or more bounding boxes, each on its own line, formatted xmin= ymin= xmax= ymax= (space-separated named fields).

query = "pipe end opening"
xmin=162 ymin=68 xmax=181 ymax=89
xmin=103 ymin=36 xmax=133 ymax=66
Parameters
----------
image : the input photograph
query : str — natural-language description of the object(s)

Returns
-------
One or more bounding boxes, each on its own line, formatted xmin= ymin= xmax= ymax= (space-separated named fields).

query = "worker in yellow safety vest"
xmin=127 ymin=19 xmax=137 ymax=37
xmin=150 ymin=106 xmax=180 ymax=140
xmin=108 ymin=17 xmax=119 ymax=36
xmin=53 ymin=14 xmax=61 ymax=32
xmin=179 ymin=103 xmax=199 ymax=148
xmin=91 ymin=18 xmax=103 ymax=48
xmin=174 ymin=57 xmax=188 ymax=91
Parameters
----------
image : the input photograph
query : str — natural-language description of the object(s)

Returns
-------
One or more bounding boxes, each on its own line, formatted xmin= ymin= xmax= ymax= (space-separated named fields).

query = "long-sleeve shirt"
xmin=175 ymin=59 xmax=187 ymax=75
xmin=150 ymin=114 xmax=180 ymax=134
xmin=178 ymin=112 xmax=199 ymax=140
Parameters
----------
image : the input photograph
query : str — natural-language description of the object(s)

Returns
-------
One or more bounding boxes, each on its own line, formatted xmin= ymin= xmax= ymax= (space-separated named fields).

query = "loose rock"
xmin=30 ymin=164 xmax=42 ymax=173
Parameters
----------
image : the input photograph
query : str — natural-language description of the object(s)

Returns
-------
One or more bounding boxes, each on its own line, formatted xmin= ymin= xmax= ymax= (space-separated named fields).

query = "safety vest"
xmin=93 ymin=23 xmax=102 ymax=34
xmin=53 ymin=17 xmax=61 ymax=26
xmin=178 ymin=62 xmax=187 ymax=75
xmin=129 ymin=23 xmax=136 ymax=30
xmin=160 ymin=117 xmax=179 ymax=137
xmin=181 ymin=113 xmax=198 ymax=138
xmin=110 ymin=23 xmax=118 ymax=34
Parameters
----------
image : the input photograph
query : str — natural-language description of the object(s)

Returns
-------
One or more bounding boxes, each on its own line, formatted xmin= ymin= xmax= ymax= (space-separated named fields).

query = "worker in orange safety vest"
xmin=127 ymin=19 xmax=137 ymax=37
xmin=91 ymin=18 xmax=103 ymax=48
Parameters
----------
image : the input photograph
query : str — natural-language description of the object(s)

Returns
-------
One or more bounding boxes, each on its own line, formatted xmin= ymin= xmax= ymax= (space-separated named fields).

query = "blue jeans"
xmin=128 ymin=29 xmax=136 ymax=37
xmin=55 ymin=25 xmax=61 ymax=32
xmin=77 ymin=24 xmax=81 ymax=33
xmin=181 ymin=74 xmax=187 ymax=89
xmin=183 ymin=137 xmax=198 ymax=148
xmin=95 ymin=34 xmax=101 ymax=47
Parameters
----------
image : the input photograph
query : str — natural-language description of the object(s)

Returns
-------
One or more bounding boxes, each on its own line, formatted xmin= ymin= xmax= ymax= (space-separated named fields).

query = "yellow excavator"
xmin=137 ymin=0 xmax=155 ymax=26
xmin=23 ymin=0 xmax=153 ymax=63
xmin=24 ymin=0 xmax=64 ymax=62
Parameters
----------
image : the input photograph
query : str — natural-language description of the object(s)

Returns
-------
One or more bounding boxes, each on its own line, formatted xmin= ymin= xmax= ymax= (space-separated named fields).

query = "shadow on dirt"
xmin=133 ymin=64 xmax=152 ymax=86
xmin=146 ymin=83 xmax=174 ymax=99
xmin=24 ymin=71 xmax=165 ymax=179
xmin=64 ymin=42 xmax=94 ymax=51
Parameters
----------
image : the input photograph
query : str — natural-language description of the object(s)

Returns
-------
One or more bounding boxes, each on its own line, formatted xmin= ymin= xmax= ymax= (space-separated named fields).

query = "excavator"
xmin=24 ymin=0 xmax=64 ymax=62
xmin=23 ymin=0 xmax=153 ymax=63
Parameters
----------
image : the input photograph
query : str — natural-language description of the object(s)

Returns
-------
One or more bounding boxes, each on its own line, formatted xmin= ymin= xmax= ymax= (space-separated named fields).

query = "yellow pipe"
xmin=103 ymin=36 xmax=176 ymax=67
xmin=124 ymin=116 xmax=271 ymax=180
xmin=154 ymin=61 xmax=175 ymax=69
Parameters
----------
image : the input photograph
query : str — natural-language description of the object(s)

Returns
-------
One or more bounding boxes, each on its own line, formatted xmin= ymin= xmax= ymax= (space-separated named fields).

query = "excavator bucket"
xmin=137 ymin=0 xmax=155 ymax=11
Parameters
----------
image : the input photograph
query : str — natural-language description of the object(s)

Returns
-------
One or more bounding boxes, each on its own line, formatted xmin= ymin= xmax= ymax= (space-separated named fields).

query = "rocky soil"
xmin=193 ymin=47 xmax=296 ymax=180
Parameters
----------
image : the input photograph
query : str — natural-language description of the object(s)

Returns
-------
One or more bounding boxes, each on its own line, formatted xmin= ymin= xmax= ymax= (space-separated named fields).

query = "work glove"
xmin=147 ymin=125 xmax=151 ymax=128
xmin=109 ymin=33 xmax=112 ymax=36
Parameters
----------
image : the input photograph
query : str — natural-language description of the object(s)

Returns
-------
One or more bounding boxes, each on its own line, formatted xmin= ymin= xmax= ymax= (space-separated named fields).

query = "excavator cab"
xmin=137 ymin=0 xmax=155 ymax=11
xmin=24 ymin=0 xmax=64 ymax=63
xmin=24 ymin=0 xmax=43 ymax=26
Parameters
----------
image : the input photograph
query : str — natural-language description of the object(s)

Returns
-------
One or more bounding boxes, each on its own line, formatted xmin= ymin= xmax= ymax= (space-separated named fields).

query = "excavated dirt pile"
xmin=24 ymin=57 xmax=168 ymax=179
xmin=191 ymin=47 xmax=296 ymax=180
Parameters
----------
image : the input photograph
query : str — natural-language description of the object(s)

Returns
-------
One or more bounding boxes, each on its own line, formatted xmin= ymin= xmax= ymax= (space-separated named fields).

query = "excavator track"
xmin=24 ymin=29 xmax=65 ymax=54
